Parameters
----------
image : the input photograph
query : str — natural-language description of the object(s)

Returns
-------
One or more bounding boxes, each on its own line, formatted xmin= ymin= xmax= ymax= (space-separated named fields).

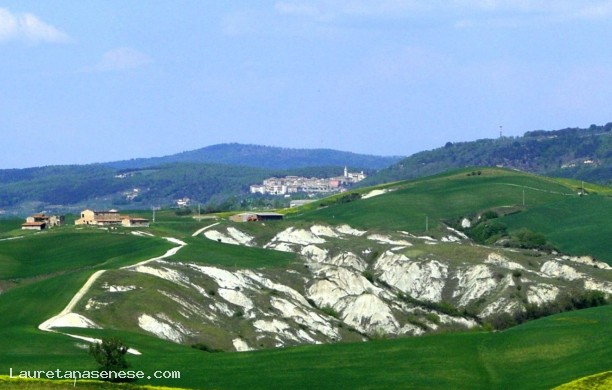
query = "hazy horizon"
xmin=3 ymin=1 xmax=612 ymax=168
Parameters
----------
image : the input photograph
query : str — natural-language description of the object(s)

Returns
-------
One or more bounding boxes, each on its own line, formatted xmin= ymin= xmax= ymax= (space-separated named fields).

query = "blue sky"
xmin=2 ymin=1 xmax=612 ymax=168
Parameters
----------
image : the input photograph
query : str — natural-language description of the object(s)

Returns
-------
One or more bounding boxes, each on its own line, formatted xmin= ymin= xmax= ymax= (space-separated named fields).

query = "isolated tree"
xmin=89 ymin=337 xmax=130 ymax=381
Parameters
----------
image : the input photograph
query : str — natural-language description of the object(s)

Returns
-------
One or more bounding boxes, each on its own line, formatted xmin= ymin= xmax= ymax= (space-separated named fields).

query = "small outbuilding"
xmin=229 ymin=212 xmax=284 ymax=222
xmin=121 ymin=217 xmax=150 ymax=228
xmin=21 ymin=221 xmax=46 ymax=230
xmin=254 ymin=212 xmax=284 ymax=221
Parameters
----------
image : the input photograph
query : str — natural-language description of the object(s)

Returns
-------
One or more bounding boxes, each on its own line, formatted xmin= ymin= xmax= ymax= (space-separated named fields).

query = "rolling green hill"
xmin=292 ymin=168 xmax=611 ymax=263
xmin=103 ymin=143 xmax=402 ymax=170
xmin=0 ymin=168 xmax=610 ymax=390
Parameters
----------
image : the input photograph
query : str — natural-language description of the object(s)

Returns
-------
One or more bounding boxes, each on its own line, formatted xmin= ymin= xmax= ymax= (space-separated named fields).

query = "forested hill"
xmin=104 ymin=143 xmax=403 ymax=170
xmin=0 ymin=163 xmax=358 ymax=215
xmin=365 ymin=123 xmax=612 ymax=186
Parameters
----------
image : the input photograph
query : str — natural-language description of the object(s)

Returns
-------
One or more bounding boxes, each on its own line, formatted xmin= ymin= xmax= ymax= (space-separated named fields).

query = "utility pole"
xmin=425 ymin=215 xmax=429 ymax=232
xmin=522 ymin=188 xmax=525 ymax=206
xmin=152 ymin=207 xmax=156 ymax=223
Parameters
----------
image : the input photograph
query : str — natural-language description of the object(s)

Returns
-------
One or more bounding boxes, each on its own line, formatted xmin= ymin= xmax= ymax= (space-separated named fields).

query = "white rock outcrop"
xmin=526 ymin=284 xmax=559 ymax=305
xmin=338 ymin=294 xmax=399 ymax=334
xmin=375 ymin=251 xmax=448 ymax=302
xmin=138 ymin=313 xmax=190 ymax=343
xmin=540 ymin=261 xmax=583 ymax=280
xmin=485 ymin=253 xmax=525 ymax=271
xmin=453 ymin=265 xmax=498 ymax=306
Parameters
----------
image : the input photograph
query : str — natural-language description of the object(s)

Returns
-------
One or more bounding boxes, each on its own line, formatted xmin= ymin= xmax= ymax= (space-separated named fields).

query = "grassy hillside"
xmin=0 ymin=227 xmax=176 ymax=381
xmin=0 ymin=230 xmax=172 ymax=279
xmin=296 ymin=168 xmax=573 ymax=230
xmin=289 ymin=168 xmax=612 ymax=263
xmin=0 ymin=169 xmax=610 ymax=390
xmin=171 ymin=236 xmax=298 ymax=268
xmin=502 ymin=195 xmax=612 ymax=261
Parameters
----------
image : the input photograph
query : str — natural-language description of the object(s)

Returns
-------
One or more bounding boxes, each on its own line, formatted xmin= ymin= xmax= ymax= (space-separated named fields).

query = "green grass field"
xmin=0 ymin=226 xmax=178 ymax=388
xmin=502 ymin=194 xmax=612 ymax=263
xmin=294 ymin=168 xmax=577 ymax=231
xmin=0 ymin=376 xmax=188 ymax=389
xmin=171 ymin=236 xmax=298 ymax=269
xmin=553 ymin=371 xmax=612 ymax=390
xmin=0 ymin=230 xmax=173 ymax=279
xmin=1 ymin=305 xmax=610 ymax=390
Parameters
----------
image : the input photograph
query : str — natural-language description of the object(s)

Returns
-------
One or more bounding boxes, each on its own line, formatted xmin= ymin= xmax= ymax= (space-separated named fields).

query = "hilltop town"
xmin=249 ymin=167 xmax=366 ymax=196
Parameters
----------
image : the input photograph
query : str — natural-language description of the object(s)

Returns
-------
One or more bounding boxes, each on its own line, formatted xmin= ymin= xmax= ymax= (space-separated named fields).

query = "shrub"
xmin=89 ymin=338 xmax=132 ymax=382
xmin=513 ymin=229 xmax=547 ymax=248
xmin=321 ymin=305 xmax=339 ymax=318
xmin=487 ymin=313 xmax=517 ymax=330
xmin=192 ymin=343 xmax=223 ymax=353
xmin=361 ymin=270 xmax=375 ymax=283
xmin=481 ymin=210 xmax=499 ymax=220
xmin=468 ymin=220 xmax=508 ymax=244
xmin=425 ymin=312 xmax=440 ymax=324
xmin=487 ymin=290 xmax=609 ymax=330
xmin=175 ymin=208 xmax=193 ymax=216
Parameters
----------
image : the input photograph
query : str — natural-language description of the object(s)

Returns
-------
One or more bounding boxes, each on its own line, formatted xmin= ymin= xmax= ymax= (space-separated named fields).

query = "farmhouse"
xmin=75 ymin=209 xmax=122 ymax=225
xmin=21 ymin=213 xmax=64 ymax=230
xmin=229 ymin=212 xmax=284 ymax=222
xmin=75 ymin=209 xmax=149 ymax=227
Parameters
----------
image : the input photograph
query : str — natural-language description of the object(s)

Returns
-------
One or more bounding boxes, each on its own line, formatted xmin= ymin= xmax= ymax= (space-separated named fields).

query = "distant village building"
xmin=124 ymin=188 xmax=141 ymax=201
xmin=250 ymin=167 xmax=366 ymax=196
xmin=75 ymin=209 xmax=149 ymax=227
xmin=176 ymin=197 xmax=190 ymax=207
xmin=21 ymin=213 xmax=64 ymax=230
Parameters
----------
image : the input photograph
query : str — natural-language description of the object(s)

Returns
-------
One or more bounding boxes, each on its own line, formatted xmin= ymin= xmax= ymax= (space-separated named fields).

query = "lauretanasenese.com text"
xmin=9 ymin=367 xmax=181 ymax=381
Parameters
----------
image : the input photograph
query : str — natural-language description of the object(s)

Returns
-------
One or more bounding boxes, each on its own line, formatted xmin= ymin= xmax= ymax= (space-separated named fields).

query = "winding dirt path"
xmin=37 ymin=235 xmax=191 ymax=352
xmin=192 ymin=222 xmax=221 ymax=237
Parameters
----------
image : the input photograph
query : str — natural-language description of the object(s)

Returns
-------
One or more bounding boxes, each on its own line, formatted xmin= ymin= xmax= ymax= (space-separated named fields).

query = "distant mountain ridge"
xmin=2 ymin=125 xmax=610 ymax=216
xmin=0 ymin=144 xmax=402 ymax=216
xmin=365 ymin=123 xmax=612 ymax=186
xmin=104 ymin=143 xmax=403 ymax=170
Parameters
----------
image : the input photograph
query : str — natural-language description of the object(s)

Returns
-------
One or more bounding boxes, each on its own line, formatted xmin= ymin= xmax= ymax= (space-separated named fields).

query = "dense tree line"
xmin=363 ymin=123 xmax=612 ymax=186
xmin=104 ymin=143 xmax=401 ymax=170
xmin=486 ymin=290 xmax=609 ymax=330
